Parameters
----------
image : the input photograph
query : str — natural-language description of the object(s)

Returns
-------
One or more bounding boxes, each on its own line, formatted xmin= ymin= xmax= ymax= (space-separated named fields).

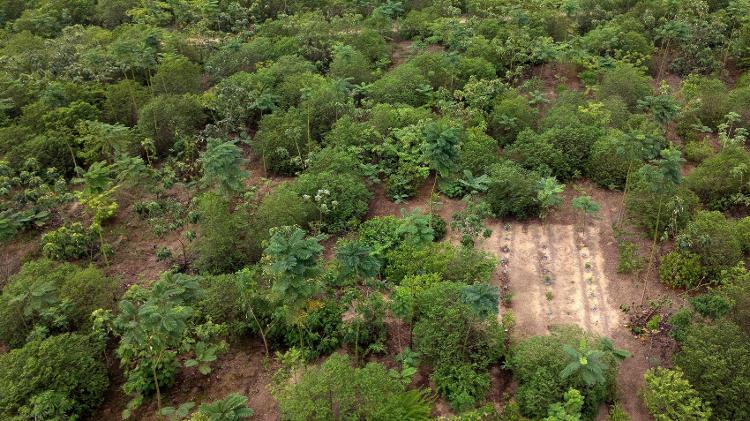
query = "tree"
xmin=199 ymin=138 xmax=248 ymax=197
xmin=264 ymin=226 xmax=325 ymax=305
xmin=571 ymin=196 xmax=600 ymax=227
xmin=537 ymin=177 xmax=565 ymax=218
xmin=336 ymin=240 xmax=381 ymax=284
xmin=643 ymin=367 xmax=712 ymax=421
xmin=95 ymin=274 xmax=227 ymax=418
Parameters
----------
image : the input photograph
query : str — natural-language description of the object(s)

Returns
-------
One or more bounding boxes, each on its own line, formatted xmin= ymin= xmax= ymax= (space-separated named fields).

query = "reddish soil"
xmin=95 ymin=340 xmax=279 ymax=421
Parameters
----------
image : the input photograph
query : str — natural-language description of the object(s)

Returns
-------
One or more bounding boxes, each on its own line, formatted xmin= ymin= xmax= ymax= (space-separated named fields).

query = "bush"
xmin=503 ymin=128 xmax=565 ymax=178
xmin=488 ymin=90 xmax=538 ymax=145
xmin=253 ymin=109 xmax=308 ymax=176
xmin=194 ymin=193 xmax=255 ymax=274
xmin=676 ymin=211 xmax=743 ymax=276
xmin=684 ymin=146 xmax=750 ymax=209
xmin=103 ymin=79 xmax=149 ymax=126
xmin=683 ymin=140 xmax=714 ymax=163
xmin=456 ymin=129 xmax=499 ymax=175
xmin=598 ymin=63 xmax=652 ymax=110
xmin=681 ymin=76 xmax=732 ymax=129
xmin=150 ymin=55 xmax=203 ymax=95
xmin=368 ymin=63 xmax=430 ymax=106
xmin=689 ymin=292 xmax=733 ymax=319
xmin=329 ymin=45 xmax=373 ymax=84
xmin=509 ymin=325 xmax=619 ymax=419
xmin=138 ymin=94 xmax=206 ymax=157
xmin=274 ymin=353 xmax=431 ymax=420
xmin=385 ymin=241 xmax=495 ymax=285
xmin=292 ymin=171 xmax=372 ymax=233
xmin=736 ymin=217 xmax=750 ymax=254
xmin=0 ymin=259 xmax=115 ymax=348
xmin=674 ymin=321 xmax=750 ymax=420
xmin=357 ymin=215 xmax=403 ymax=258
xmin=279 ymin=300 xmax=343 ymax=360
xmin=625 ymin=176 xmax=700 ymax=239
xmin=659 ymin=251 xmax=704 ymax=289
xmin=539 ymin=123 xmax=603 ymax=180
xmin=252 ymin=184 xmax=316 ymax=251
xmin=41 ymin=222 xmax=98 ymax=261
xmin=485 ymin=160 xmax=541 ymax=219
xmin=588 ymin=131 xmax=642 ymax=189
xmin=0 ymin=333 xmax=109 ymax=419
xmin=413 ymin=282 xmax=504 ymax=411
xmin=643 ymin=367 xmax=712 ymax=421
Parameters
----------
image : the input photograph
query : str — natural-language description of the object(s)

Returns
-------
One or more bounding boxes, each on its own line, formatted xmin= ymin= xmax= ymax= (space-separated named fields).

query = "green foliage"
xmin=336 ymin=240 xmax=381 ymax=282
xmin=150 ymin=54 xmax=203 ymax=95
xmin=138 ymin=94 xmax=206 ymax=157
xmin=367 ymin=63 xmax=430 ymax=106
xmin=689 ymin=291 xmax=733 ymax=319
xmin=451 ymin=196 xmax=493 ymax=247
xmin=273 ymin=353 xmax=432 ymax=420
xmin=489 ymin=90 xmax=538 ymax=145
xmin=659 ymin=251 xmax=704 ymax=289
xmin=194 ymin=193 xmax=254 ymax=274
xmin=384 ymin=241 xmax=495 ymax=285
xmin=509 ymin=326 xmax=622 ymax=419
xmin=40 ymin=222 xmax=99 ymax=261
xmin=293 ymin=171 xmax=372 ymax=233
xmin=253 ymin=109 xmax=308 ymax=176
xmin=684 ymin=146 xmax=750 ymax=209
xmin=485 ymin=160 xmax=542 ymax=219
xmin=264 ymin=226 xmax=325 ymax=305
xmin=0 ymin=259 xmax=116 ymax=348
xmin=674 ymin=321 xmax=750 ymax=420
xmin=0 ymin=333 xmax=108 ymax=420
xmin=329 ymin=44 xmax=374 ymax=84
xmin=643 ymin=367 xmax=711 ymax=421
xmin=676 ymin=211 xmax=743 ymax=276
xmin=98 ymin=273 xmax=227 ymax=418
xmin=195 ymin=394 xmax=253 ymax=420
xmin=543 ymin=388 xmax=584 ymax=421
xmin=597 ymin=63 xmax=652 ymax=110
xmin=199 ymin=139 xmax=248 ymax=197
xmin=683 ymin=140 xmax=714 ymax=163
xmin=587 ymin=131 xmax=642 ymax=190
xmin=413 ymin=282 xmax=504 ymax=411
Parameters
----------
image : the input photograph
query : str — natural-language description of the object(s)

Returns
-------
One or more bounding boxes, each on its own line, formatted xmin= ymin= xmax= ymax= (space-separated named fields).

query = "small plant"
xmin=41 ymin=223 xmax=100 ymax=261
xmin=617 ymin=240 xmax=644 ymax=274
xmin=545 ymin=291 xmax=554 ymax=301
xmin=572 ymin=195 xmax=600 ymax=228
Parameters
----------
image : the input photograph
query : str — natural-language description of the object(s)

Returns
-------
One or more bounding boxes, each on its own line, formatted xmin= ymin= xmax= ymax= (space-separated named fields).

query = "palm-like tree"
xmin=560 ymin=338 xmax=629 ymax=386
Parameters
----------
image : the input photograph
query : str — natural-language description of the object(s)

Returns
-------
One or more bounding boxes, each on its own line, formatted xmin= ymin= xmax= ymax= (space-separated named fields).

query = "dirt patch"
xmin=96 ymin=340 xmax=279 ymax=421
xmin=480 ymin=183 xmax=681 ymax=420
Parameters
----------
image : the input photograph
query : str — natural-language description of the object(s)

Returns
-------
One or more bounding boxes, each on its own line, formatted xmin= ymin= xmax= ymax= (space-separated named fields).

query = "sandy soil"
xmin=480 ymin=183 xmax=681 ymax=420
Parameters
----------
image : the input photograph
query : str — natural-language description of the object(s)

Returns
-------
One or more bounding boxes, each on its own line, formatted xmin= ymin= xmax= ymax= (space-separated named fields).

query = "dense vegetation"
xmin=1 ymin=0 xmax=750 ymax=419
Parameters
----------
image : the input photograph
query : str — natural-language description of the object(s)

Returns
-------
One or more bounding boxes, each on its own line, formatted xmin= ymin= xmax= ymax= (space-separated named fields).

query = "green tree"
xmin=336 ymin=240 xmax=381 ymax=284
xmin=199 ymin=138 xmax=248 ymax=197
xmin=95 ymin=274 xmax=227 ymax=418
xmin=264 ymin=226 xmax=325 ymax=305
xmin=643 ymin=367 xmax=712 ymax=421
xmin=571 ymin=196 xmax=600 ymax=227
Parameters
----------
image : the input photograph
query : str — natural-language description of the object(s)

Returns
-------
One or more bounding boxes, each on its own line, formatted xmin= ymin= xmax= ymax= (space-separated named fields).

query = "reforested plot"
xmin=1 ymin=0 xmax=750 ymax=419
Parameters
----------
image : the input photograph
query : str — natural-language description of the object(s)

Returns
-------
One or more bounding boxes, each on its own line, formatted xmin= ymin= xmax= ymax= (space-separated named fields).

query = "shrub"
xmin=368 ymin=63 xmax=430 ymax=106
xmin=252 ymin=184 xmax=316 ymax=251
xmin=676 ymin=211 xmax=743 ymax=276
xmin=279 ymin=300 xmax=343 ymax=360
xmin=689 ymin=292 xmax=733 ymax=319
xmin=485 ymin=160 xmax=542 ymax=219
xmin=385 ymin=241 xmax=495 ymax=285
xmin=367 ymin=103 xmax=433 ymax=136
xmin=488 ymin=90 xmax=538 ymax=145
xmin=0 ymin=333 xmax=109 ymax=419
xmin=643 ymin=367 xmax=712 ymax=421
xmin=253 ymin=109 xmax=308 ymax=176
xmin=681 ymin=76 xmax=732 ymax=129
xmin=509 ymin=325 xmax=620 ymax=419
xmin=292 ymin=171 xmax=372 ymax=233
xmin=597 ymin=63 xmax=652 ymax=110
xmin=194 ymin=193 xmax=255 ymax=274
xmin=674 ymin=321 xmax=750 ymax=420
xmin=6 ymin=134 xmax=76 ymax=176
xmin=456 ymin=129 xmax=499 ymax=175
xmin=683 ymin=140 xmax=714 ymax=163
xmin=103 ymin=79 xmax=149 ymax=126
xmin=669 ymin=308 xmax=693 ymax=343
xmin=357 ymin=215 xmax=403 ymax=257
xmin=684 ymin=146 xmax=750 ymax=209
xmin=539 ymin=123 xmax=603 ymax=180
xmin=273 ymin=353 xmax=432 ymax=420
xmin=503 ymin=128 xmax=565 ymax=178
xmin=658 ymin=251 xmax=704 ymax=289
xmin=625 ymin=177 xmax=700 ymax=239
xmin=150 ymin=55 xmax=203 ymax=95
xmin=736 ymin=217 xmax=750 ymax=254
xmin=137 ymin=94 xmax=206 ymax=157
xmin=413 ymin=282 xmax=504 ymax=411
xmin=41 ymin=222 xmax=99 ymax=261
xmin=0 ymin=259 xmax=115 ymax=348
xmin=588 ymin=131 xmax=642 ymax=189
xmin=329 ymin=45 xmax=373 ymax=84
